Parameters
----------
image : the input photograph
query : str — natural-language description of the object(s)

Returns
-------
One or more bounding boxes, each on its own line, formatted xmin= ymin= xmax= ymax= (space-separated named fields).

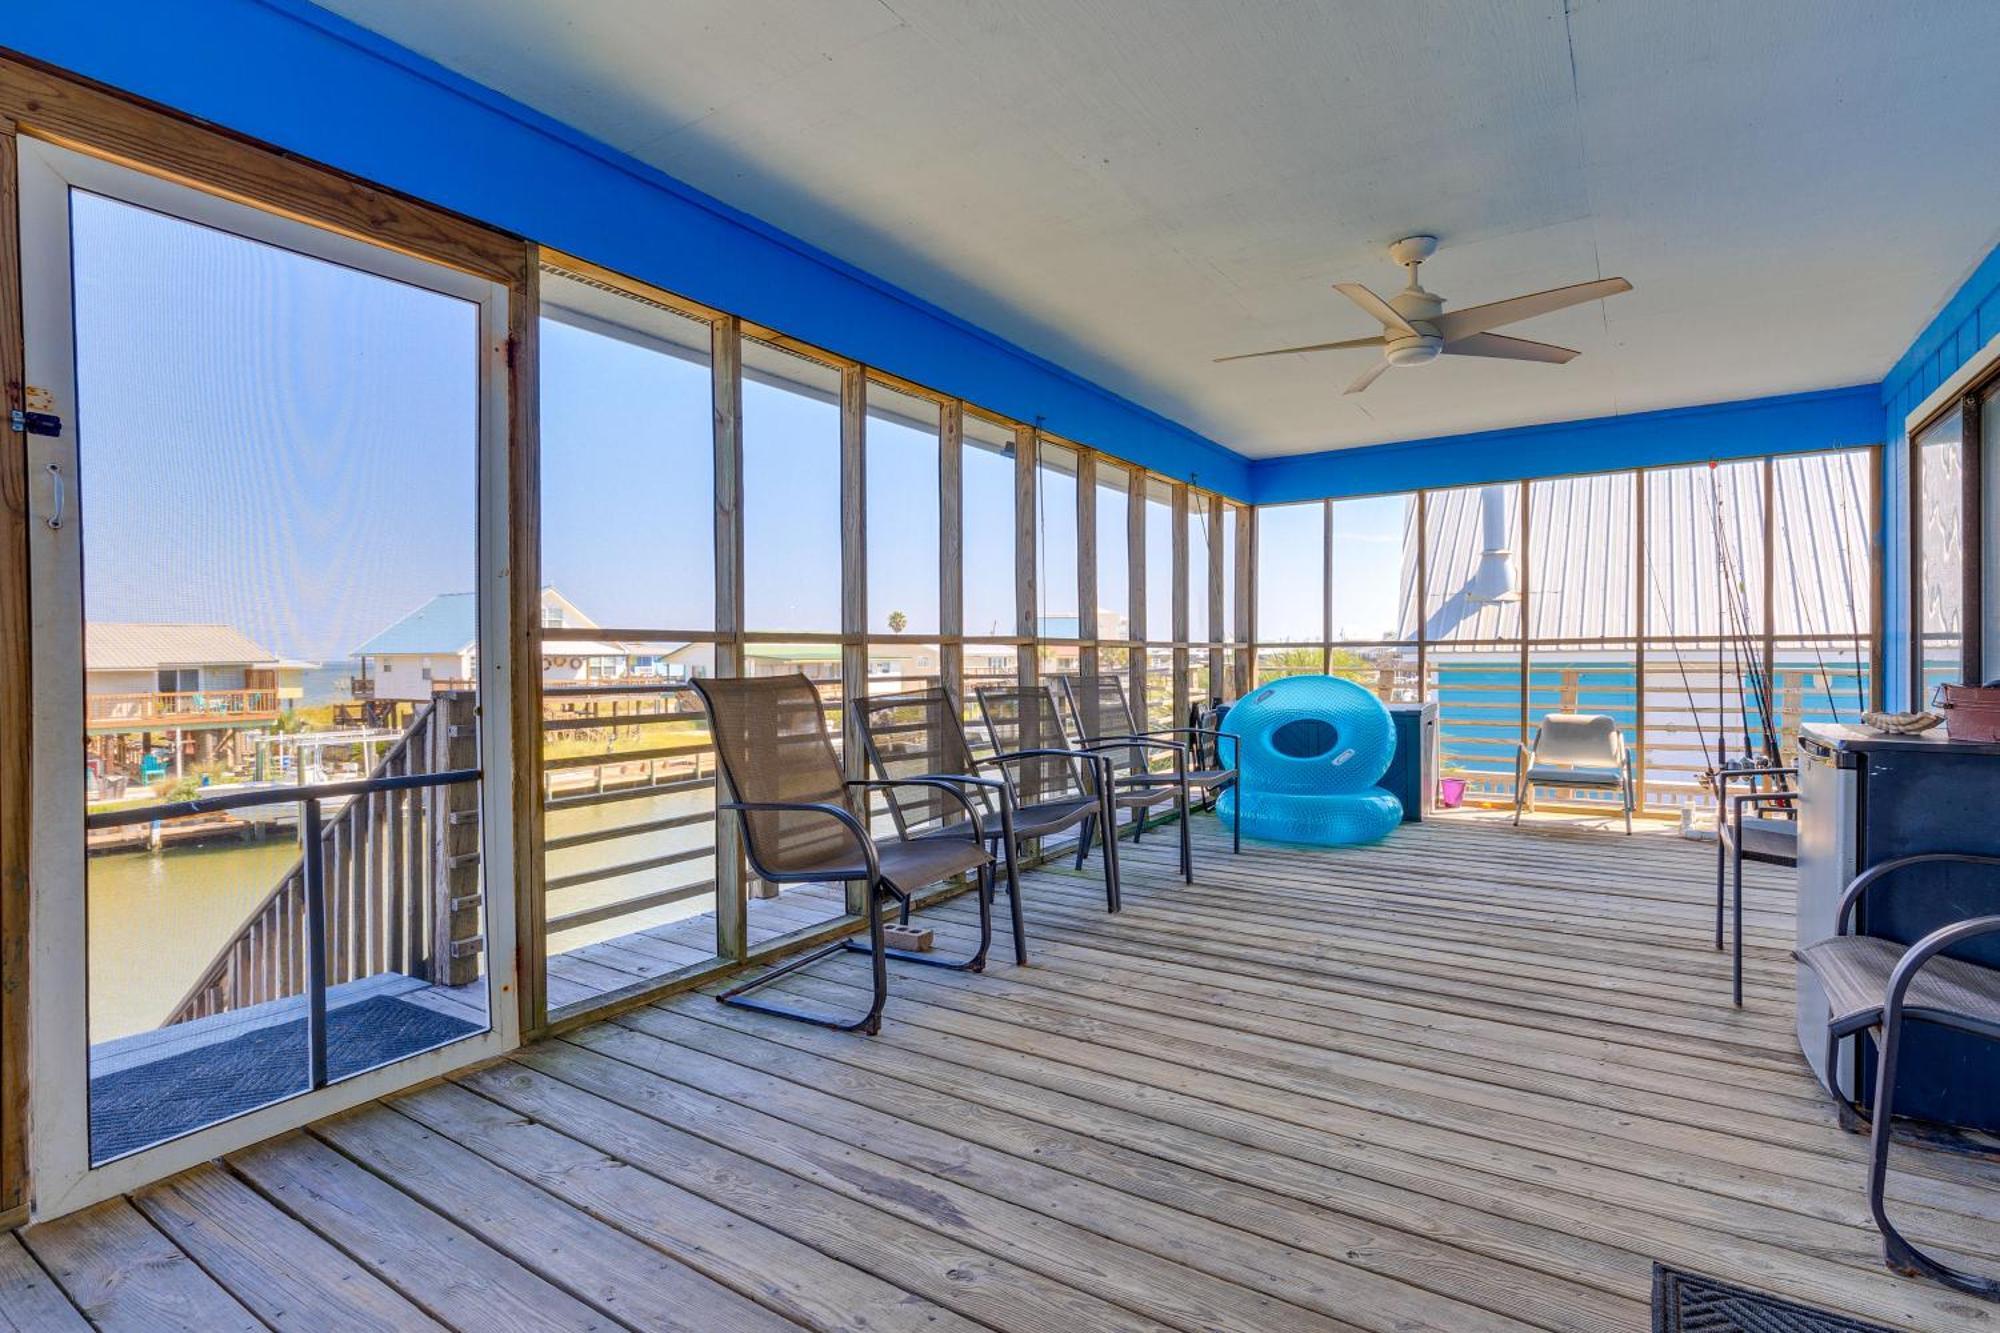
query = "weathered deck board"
xmin=8 ymin=813 xmax=1997 ymax=1331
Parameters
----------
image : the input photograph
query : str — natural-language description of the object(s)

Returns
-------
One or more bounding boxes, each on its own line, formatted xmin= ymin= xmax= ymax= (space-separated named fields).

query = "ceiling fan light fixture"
xmin=1385 ymin=336 xmax=1442 ymax=367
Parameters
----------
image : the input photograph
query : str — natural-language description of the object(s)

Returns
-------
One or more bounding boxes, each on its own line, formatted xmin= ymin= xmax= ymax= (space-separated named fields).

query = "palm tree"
xmin=887 ymin=610 xmax=908 ymax=634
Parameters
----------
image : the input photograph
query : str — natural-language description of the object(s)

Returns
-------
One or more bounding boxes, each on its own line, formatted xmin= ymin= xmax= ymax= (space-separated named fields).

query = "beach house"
xmin=353 ymin=587 xmax=630 ymax=700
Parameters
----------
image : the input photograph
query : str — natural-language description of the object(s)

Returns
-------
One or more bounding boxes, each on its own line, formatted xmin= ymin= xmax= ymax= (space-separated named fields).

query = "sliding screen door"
xmin=18 ymin=138 xmax=515 ymax=1215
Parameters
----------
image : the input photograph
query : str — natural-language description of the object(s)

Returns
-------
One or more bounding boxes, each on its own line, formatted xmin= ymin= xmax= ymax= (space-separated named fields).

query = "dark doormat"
xmin=1654 ymin=1265 xmax=1896 ymax=1332
xmin=90 ymin=994 xmax=482 ymax=1161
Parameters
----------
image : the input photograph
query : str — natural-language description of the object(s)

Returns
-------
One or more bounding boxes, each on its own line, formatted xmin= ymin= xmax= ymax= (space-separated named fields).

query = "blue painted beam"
xmin=1248 ymin=385 xmax=1884 ymax=504
xmin=0 ymin=0 xmax=1252 ymax=495
xmin=1875 ymin=239 xmax=2000 ymax=708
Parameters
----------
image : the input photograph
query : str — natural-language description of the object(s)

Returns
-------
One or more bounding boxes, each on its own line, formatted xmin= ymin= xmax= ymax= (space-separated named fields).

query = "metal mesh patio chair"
xmin=1056 ymin=672 xmax=1240 ymax=882
xmin=854 ymin=686 xmax=1121 ymax=946
xmin=1796 ymin=852 xmax=2000 ymax=1299
xmin=970 ymin=683 xmax=1128 ymax=910
xmin=1714 ymin=764 xmax=1799 ymax=1006
xmin=691 ymin=673 xmax=995 ymax=1035
xmin=1513 ymin=713 xmax=1635 ymax=834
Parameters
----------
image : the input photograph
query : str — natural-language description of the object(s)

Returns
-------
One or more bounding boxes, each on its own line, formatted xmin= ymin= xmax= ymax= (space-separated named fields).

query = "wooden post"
xmin=1518 ymin=483 xmax=1532 ymax=760
xmin=939 ymin=400 xmax=964 ymax=703
xmin=1206 ymin=492 xmax=1225 ymax=703
xmin=711 ymin=315 xmax=747 ymax=962
xmin=1240 ymin=498 xmax=1256 ymax=684
xmin=1779 ymin=668 xmax=1805 ymax=763
xmin=840 ymin=364 xmax=868 ymax=917
xmin=1172 ymin=482 xmax=1191 ymax=729
xmin=1077 ymin=451 xmax=1098 ymax=683
xmin=1867 ymin=442 xmax=1886 ymax=712
xmin=434 ymin=692 xmax=483 ymax=988
xmin=1233 ymin=502 xmax=1253 ymax=696
xmin=1321 ymin=498 xmax=1334 ymax=677
xmin=1961 ymin=393 xmax=1984 ymax=684
xmin=1864 ymin=440 xmax=1880 ymax=712
xmin=507 ymin=252 xmax=545 ymax=1034
xmin=1634 ymin=468 xmax=1649 ymax=812
xmin=1415 ymin=491 xmax=1429 ymax=703
xmin=1127 ymin=471 xmax=1148 ymax=718
xmin=1761 ymin=456 xmax=1777 ymax=754
xmin=1014 ymin=426 xmax=1037 ymax=688
xmin=0 ymin=124 xmax=29 ymax=1217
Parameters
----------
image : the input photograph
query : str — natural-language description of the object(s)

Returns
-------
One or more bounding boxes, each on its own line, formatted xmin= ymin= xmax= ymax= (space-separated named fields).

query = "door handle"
xmin=45 ymin=463 xmax=63 ymax=531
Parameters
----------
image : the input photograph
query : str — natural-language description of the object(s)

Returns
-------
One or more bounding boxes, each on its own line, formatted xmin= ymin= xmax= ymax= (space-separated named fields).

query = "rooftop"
xmin=84 ymin=622 xmax=279 ymax=672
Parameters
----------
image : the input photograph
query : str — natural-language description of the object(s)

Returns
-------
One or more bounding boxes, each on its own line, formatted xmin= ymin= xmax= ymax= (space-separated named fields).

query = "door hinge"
xmin=8 ymin=409 xmax=61 ymax=437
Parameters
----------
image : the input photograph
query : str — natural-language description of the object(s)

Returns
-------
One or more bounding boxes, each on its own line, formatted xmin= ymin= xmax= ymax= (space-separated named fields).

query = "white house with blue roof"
xmin=353 ymin=588 xmax=631 ymax=701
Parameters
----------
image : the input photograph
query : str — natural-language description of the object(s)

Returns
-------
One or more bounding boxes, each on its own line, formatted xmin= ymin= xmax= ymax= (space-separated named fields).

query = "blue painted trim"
xmin=1876 ymin=238 xmax=2000 ymax=708
xmin=1881 ymin=239 xmax=2000 ymax=416
xmin=1248 ymin=385 xmax=1884 ymax=505
xmin=0 ymin=0 xmax=1251 ymax=494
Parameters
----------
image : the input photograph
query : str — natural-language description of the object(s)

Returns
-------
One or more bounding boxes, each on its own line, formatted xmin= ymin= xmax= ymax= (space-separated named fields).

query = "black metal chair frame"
xmin=1810 ymin=852 xmax=2000 ymax=1300
xmin=693 ymin=676 xmax=998 ymax=1037
xmin=1054 ymin=674 xmax=1241 ymax=884
xmin=854 ymin=687 xmax=1126 ymax=960
xmin=1714 ymin=764 xmax=1798 ymax=1006
xmin=967 ymin=684 xmax=1128 ymax=911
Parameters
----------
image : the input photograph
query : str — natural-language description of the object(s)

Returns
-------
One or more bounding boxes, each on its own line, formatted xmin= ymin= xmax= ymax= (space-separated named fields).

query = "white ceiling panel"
xmin=319 ymin=0 xmax=2000 ymax=456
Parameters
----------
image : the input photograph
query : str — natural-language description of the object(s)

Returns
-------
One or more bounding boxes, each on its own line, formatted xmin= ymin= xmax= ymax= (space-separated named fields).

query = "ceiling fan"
xmin=1217 ymin=236 xmax=1632 ymax=394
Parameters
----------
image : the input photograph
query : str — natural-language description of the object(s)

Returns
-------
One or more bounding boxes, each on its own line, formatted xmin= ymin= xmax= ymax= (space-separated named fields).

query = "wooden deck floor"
xmin=8 ymin=814 xmax=1999 ymax=1331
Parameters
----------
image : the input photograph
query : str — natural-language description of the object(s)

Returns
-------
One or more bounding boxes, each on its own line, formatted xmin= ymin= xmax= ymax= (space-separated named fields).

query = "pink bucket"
xmin=1438 ymin=777 xmax=1467 ymax=808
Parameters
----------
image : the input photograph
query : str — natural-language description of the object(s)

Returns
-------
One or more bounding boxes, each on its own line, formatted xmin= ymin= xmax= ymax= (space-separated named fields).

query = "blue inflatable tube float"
xmin=1217 ymin=676 xmax=1403 ymax=846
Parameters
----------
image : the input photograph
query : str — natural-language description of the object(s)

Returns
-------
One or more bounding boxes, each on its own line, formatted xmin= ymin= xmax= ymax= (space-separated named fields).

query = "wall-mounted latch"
xmin=8 ymin=409 xmax=61 ymax=437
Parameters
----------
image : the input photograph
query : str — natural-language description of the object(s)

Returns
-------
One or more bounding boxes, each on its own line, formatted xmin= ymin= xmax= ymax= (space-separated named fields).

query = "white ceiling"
xmin=319 ymin=0 xmax=2000 ymax=458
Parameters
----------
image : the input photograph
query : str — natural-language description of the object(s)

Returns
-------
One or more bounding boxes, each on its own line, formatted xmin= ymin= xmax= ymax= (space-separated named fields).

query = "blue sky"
xmin=73 ymin=189 xmax=479 ymax=664
xmin=71 ymin=188 xmax=1293 ymax=661
xmin=1257 ymin=495 xmax=1406 ymax=643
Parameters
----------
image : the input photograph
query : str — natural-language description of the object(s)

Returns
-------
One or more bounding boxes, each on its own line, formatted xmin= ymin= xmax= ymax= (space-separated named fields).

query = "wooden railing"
xmin=163 ymin=691 xmax=482 ymax=1026
xmin=1430 ymin=658 xmax=1869 ymax=812
xmin=541 ymin=684 xmax=719 ymax=942
xmin=85 ymin=688 xmax=279 ymax=726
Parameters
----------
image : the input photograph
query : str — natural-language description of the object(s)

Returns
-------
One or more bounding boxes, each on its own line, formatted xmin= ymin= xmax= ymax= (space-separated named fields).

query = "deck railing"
xmin=151 ymin=691 xmax=483 ymax=1027
xmin=541 ymin=683 xmax=719 ymax=947
xmin=1429 ymin=656 xmax=1869 ymax=812
xmin=85 ymin=687 xmax=279 ymax=727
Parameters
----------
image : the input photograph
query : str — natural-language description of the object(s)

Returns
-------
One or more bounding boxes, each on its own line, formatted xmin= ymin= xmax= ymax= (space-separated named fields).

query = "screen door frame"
xmin=17 ymin=135 xmax=519 ymax=1220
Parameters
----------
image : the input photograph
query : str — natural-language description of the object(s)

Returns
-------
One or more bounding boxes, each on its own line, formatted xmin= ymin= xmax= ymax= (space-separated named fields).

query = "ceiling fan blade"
xmin=1433 ymin=277 xmax=1631 ymax=342
xmin=1332 ymin=283 xmax=1419 ymax=338
xmin=1344 ymin=359 xmax=1393 ymax=395
xmin=1443 ymin=332 xmax=1580 ymax=364
xmin=1214 ymin=336 xmax=1385 ymax=364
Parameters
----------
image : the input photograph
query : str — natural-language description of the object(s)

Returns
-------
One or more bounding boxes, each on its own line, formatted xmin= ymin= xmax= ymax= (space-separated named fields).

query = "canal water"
xmin=88 ymin=837 xmax=303 ymax=1042
xmin=88 ymin=785 xmax=726 ymax=1043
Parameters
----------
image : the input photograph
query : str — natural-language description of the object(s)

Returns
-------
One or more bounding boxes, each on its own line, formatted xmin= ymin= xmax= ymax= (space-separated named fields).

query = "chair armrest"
xmin=1087 ymin=732 xmax=1189 ymax=751
xmin=1885 ymin=915 xmax=2000 ymax=1023
xmin=719 ymin=798 xmax=880 ymax=879
xmin=846 ymin=777 xmax=986 ymax=843
xmin=1079 ymin=736 xmax=1188 ymax=778
xmin=1835 ymin=852 xmax=2000 ymax=936
xmin=1126 ymin=725 xmax=1228 ymax=743
xmin=1137 ymin=725 xmax=1241 ymax=766
xmin=979 ymin=747 xmax=1117 ymax=797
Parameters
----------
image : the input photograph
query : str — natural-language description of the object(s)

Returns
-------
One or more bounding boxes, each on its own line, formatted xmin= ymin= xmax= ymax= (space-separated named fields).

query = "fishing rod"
xmin=1710 ymin=468 xmax=1763 ymax=760
xmin=1710 ymin=464 xmax=1787 ymax=775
